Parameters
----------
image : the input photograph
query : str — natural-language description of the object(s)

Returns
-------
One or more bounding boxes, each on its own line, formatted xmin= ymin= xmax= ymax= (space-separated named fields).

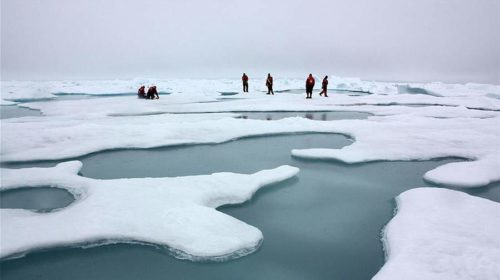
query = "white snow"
xmin=0 ymin=161 xmax=300 ymax=260
xmin=373 ymin=187 xmax=500 ymax=280
xmin=423 ymin=154 xmax=500 ymax=188
xmin=1 ymin=100 xmax=18 ymax=106
xmin=291 ymin=115 xmax=500 ymax=188
xmin=1 ymin=77 xmax=500 ymax=274
xmin=1 ymin=76 xmax=393 ymax=104
xmin=1 ymin=78 xmax=500 ymax=188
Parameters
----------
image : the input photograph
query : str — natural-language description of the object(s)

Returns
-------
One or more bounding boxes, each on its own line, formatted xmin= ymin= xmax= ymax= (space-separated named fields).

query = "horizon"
xmin=2 ymin=75 xmax=499 ymax=86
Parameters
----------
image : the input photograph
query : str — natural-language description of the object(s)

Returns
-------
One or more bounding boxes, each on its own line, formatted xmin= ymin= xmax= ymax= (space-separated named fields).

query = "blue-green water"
xmin=0 ymin=187 xmax=74 ymax=212
xmin=236 ymin=111 xmax=370 ymax=121
xmin=0 ymin=106 xmax=41 ymax=119
xmin=2 ymin=133 xmax=498 ymax=279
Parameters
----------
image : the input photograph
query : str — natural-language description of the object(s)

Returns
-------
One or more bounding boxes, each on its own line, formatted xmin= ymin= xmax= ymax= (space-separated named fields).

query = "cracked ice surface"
xmin=373 ymin=188 xmax=500 ymax=280
xmin=0 ymin=161 xmax=299 ymax=260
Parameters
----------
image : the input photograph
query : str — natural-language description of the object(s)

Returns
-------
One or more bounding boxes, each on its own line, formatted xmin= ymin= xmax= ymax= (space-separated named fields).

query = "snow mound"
xmin=374 ymin=188 xmax=500 ymax=280
xmin=0 ymin=162 xmax=300 ymax=261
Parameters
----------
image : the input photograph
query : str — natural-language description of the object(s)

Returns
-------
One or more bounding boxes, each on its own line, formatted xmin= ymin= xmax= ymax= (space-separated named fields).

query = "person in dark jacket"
xmin=137 ymin=85 xmax=146 ymax=99
xmin=266 ymin=73 xmax=274 ymax=95
xmin=305 ymin=74 xmax=315 ymax=99
xmin=242 ymin=73 xmax=249 ymax=93
xmin=319 ymin=76 xmax=329 ymax=97
xmin=147 ymin=86 xmax=159 ymax=99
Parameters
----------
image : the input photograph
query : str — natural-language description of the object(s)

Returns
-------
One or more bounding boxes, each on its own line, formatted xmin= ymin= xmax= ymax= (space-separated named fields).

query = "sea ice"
xmin=373 ymin=188 xmax=500 ymax=280
xmin=2 ymin=88 xmax=499 ymax=188
xmin=0 ymin=161 xmax=300 ymax=260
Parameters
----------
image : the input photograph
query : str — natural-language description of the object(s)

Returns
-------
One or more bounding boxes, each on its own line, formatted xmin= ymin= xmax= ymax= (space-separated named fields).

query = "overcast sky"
xmin=1 ymin=0 xmax=499 ymax=83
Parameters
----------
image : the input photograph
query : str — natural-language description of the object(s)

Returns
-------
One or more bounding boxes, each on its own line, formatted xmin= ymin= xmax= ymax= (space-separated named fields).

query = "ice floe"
xmin=374 ymin=188 xmax=500 ymax=280
xmin=1 ymin=76 xmax=399 ymax=105
xmin=1 ymin=77 xmax=500 ymax=277
xmin=0 ymin=161 xmax=300 ymax=260
xmin=292 ymin=115 xmax=500 ymax=188
xmin=2 ymin=80 xmax=499 ymax=188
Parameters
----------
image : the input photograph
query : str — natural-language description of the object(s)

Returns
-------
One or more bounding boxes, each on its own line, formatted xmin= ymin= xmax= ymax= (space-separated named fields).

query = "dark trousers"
xmin=306 ymin=86 xmax=313 ymax=98
xmin=243 ymin=82 xmax=249 ymax=92
xmin=319 ymin=87 xmax=328 ymax=96
xmin=267 ymin=86 xmax=274 ymax=95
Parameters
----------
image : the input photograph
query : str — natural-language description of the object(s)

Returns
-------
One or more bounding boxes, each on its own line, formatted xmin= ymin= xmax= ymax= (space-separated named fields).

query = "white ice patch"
xmin=291 ymin=115 xmax=500 ymax=188
xmin=424 ymin=155 xmax=500 ymax=188
xmin=0 ymin=162 xmax=299 ymax=260
xmin=17 ymin=86 xmax=500 ymax=119
xmin=2 ymin=79 xmax=499 ymax=189
xmin=373 ymin=188 xmax=500 ymax=280
xmin=2 ymin=110 xmax=500 ymax=188
xmin=1 ymin=76 xmax=392 ymax=104
xmin=1 ymin=100 xmax=18 ymax=106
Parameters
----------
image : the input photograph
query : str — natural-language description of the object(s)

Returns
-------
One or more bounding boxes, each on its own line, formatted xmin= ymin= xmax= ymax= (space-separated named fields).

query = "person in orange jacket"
xmin=319 ymin=76 xmax=329 ymax=97
xmin=242 ymin=73 xmax=249 ymax=93
xmin=266 ymin=73 xmax=274 ymax=95
xmin=305 ymin=74 xmax=315 ymax=99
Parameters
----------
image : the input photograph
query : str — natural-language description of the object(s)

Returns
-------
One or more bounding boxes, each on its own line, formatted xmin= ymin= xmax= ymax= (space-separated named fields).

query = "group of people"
xmin=306 ymin=74 xmax=329 ymax=98
xmin=138 ymin=74 xmax=330 ymax=100
xmin=137 ymin=85 xmax=159 ymax=99
xmin=242 ymin=73 xmax=329 ymax=98
xmin=242 ymin=73 xmax=275 ymax=95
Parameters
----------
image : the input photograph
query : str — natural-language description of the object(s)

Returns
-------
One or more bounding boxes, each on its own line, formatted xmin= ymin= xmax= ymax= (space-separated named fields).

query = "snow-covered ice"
xmin=0 ymin=161 xmax=300 ymax=260
xmin=373 ymin=188 xmax=500 ymax=280
xmin=3 ymin=96 xmax=499 ymax=188
xmin=1 ymin=77 xmax=500 ymax=276
xmin=291 ymin=115 xmax=500 ymax=188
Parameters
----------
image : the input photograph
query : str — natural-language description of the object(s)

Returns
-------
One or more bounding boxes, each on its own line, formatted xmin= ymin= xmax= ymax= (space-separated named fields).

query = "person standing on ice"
xmin=305 ymin=74 xmax=315 ymax=99
xmin=242 ymin=73 xmax=249 ymax=93
xmin=147 ymin=86 xmax=159 ymax=99
xmin=137 ymin=85 xmax=146 ymax=99
xmin=266 ymin=73 xmax=274 ymax=95
xmin=319 ymin=76 xmax=329 ymax=97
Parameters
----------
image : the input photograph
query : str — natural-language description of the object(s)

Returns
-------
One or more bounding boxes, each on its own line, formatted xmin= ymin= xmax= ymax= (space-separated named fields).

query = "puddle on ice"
xmin=166 ymin=111 xmax=370 ymax=121
xmin=0 ymin=187 xmax=74 ymax=212
xmin=0 ymin=106 xmax=42 ymax=119
xmin=260 ymin=89 xmax=371 ymax=95
xmin=396 ymin=85 xmax=441 ymax=97
xmin=235 ymin=111 xmax=370 ymax=121
xmin=3 ymin=133 xmax=499 ymax=279
xmin=219 ymin=92 xmax=239 ymax=96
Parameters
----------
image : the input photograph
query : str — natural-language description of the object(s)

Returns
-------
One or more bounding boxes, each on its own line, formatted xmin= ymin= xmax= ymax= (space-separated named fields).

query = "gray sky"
xmin=1 ymin=0 xmax=499 ymax=83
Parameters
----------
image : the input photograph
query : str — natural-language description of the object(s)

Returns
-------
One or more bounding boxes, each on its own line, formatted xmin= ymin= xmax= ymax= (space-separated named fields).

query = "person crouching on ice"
xmin=242 ymin=73 xmax=249 ymax=93
xmin=319 ymin=76 xmax=329 ymax=97
xmin=137 ymin=85 xmax=146 ymax=99
xmin=147 ymin=86 xmax=159 ymax=99
xmin=266 ymin=73 xmax=274 ymax=95
xmin=305 ymin=74 xmax=315 ymax=99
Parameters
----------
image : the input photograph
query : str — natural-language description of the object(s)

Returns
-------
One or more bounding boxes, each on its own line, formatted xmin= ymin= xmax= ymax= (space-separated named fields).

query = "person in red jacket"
xmin=305 ymin=74 xmax=315 ymax=99
xmin=266 ymin=73 xmax=274 ymax=95
xmin=137 ymin=85 xmax=146 ymax=99
xmin=319 ymin=76 xmax=329 ymax=97
xmin=147 ymin=86 xmax=159 ymax=99
xmin=242 ymin=73 xmax=249 ymax=93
